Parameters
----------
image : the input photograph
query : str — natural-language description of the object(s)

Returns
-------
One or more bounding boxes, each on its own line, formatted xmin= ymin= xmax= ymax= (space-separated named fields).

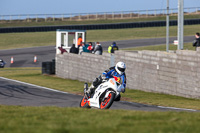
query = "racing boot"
xmin=86 ymin=84 xmax=95 ymax=97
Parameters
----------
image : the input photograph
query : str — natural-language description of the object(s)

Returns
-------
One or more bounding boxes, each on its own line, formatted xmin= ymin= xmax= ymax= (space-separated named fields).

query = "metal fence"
xmin=0 ymin=7 xmax=200 ymax=22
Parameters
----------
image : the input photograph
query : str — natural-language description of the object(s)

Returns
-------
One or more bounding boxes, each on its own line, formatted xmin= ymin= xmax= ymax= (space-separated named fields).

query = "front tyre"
xmin=79 ymin=96 xmax=90 ymax=108
xmin=100 ymin=92 xmax=115 ymax=109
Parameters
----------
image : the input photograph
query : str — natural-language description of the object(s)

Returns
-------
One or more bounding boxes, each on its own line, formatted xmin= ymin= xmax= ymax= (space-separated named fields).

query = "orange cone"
xmin=11 ymin=57 xmax=14 ymax=64
xmin=34 ymin=56 xmax=37 ymax=63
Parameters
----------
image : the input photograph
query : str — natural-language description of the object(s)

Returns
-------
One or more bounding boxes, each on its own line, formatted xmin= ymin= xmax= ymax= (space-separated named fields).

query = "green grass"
xmin=0 ymin=105 xmax=200 ymax=133
xmin=123 ymin=43 xmax=196 ymax=51
xmin=0 ymin=14 xmax=199 ymax=28
xmin=0 ymin=68 xmax=200 ymax=110
xmin=0 ymin=24 xmax=200 ymax=50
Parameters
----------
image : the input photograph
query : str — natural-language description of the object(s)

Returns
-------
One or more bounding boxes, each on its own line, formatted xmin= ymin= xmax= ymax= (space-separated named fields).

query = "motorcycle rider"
xmin=86 ymin=62 xmax=126 ymax=100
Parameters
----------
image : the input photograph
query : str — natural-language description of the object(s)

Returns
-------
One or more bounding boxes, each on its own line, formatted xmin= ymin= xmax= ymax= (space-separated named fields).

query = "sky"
xmin=0 ymin=0 xmax=200 ymax=15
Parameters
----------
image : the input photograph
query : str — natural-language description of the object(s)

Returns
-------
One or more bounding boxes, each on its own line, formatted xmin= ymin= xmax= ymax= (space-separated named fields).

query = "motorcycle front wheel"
xmin=79 ymin=96 xmax=90 ymax=108
xmin=100 ymin=92 xmax=115 ymax=109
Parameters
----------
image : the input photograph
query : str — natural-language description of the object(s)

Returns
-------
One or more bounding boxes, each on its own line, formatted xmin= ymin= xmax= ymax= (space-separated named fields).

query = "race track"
xmin=0 ymin=36 xmax=198 ymax=112
xmin=0 ymin=77 xmax=198 ymax=112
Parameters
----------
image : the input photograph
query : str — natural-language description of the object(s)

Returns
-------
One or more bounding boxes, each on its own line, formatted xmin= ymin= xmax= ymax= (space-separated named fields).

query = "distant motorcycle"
xmin=80 ymin=76 xmax=124 ymax=109
xmin=0 ymin=59 xmax=6 ymax=68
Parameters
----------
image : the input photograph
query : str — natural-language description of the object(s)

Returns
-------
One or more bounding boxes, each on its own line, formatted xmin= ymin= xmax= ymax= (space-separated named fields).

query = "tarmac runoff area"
xmin=0 ymin=77 xmax=199 ymax=112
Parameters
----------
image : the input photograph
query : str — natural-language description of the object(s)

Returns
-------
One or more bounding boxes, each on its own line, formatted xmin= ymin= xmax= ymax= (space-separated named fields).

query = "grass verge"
xmin=0 ymin=24 xmax=200 ymax=50
xmin=122 ymin=43 xmax=196 ymax=51
xmin=0 ymin=105 xmax=200 ymax=133
xmin=0 ymin=67 xmax=200 ymax=110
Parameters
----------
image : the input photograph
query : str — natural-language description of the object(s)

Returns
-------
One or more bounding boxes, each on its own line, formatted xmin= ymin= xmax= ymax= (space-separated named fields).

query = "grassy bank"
xmin=1 ymin=68 xmax=200 ymax=110
xmin=1 ymin=14 xmax=199 ymax=28
xmin=0 ymin=24 xmax=199 ymax=50
xmin=0 ymin=105 xmax=200 ymax=133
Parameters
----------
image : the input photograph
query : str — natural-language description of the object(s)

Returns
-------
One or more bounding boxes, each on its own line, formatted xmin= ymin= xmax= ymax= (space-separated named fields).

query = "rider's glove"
xmin=102 ymin=74 xmax=107 ymax=80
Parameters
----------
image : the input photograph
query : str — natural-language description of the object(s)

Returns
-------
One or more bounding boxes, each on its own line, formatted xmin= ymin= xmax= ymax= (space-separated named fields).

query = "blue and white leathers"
xmin=103 ymin=69 xmax=126 ymax=92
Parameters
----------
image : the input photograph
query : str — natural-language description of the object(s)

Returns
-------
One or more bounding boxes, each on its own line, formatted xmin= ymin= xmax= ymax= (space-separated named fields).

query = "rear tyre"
xmin=79 ymin=96 xmax=90 ymax=108
xmin=100 ymin=92 xmax=115 ymax=109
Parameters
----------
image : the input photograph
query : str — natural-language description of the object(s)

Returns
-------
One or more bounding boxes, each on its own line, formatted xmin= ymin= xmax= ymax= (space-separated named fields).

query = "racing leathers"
xmin=87 ymin=67 xmax=126 ymax=97
xmin=102 ymin=67 xmax=126 ymax=93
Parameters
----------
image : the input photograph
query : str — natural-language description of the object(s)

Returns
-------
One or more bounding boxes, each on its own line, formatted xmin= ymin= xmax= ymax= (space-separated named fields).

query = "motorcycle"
xmin=80 ymin=76 xmax=124 ymax=109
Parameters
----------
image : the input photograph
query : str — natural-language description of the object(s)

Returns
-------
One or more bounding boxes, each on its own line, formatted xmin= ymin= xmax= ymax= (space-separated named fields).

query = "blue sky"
xmin=0 ymin=0 xmax=199 ymax=15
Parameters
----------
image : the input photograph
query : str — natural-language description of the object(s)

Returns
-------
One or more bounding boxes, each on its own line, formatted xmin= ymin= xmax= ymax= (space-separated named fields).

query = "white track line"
xmin=157 ymin=106 xmax=198 ymax=112
xmin=0 ymin=77 xmax=68 ymax=94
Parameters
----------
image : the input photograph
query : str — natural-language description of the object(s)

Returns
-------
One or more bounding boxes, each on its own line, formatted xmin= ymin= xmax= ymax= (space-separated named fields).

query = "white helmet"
xmin=115 ymin=62 xmax=126 ymax=75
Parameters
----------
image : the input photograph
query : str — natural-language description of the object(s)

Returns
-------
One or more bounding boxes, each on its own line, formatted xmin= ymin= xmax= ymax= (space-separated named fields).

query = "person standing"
xmin=77 ymin=36 xmax=83 ymax=46
xmin=87 ymin=42 xmax=94 ymax=53
xmin=112 ymin=42 xmax=119 ymax=53
xmin=193 ymin=32 xmax=200 ymax=51
xmin=108 ymin=42 xmax=119 ymax=53
xmin=70 ymin=44 xmax=79 ymax=54
xmin=93 ymin=42 xmax=103 ymax=55
xmin=58 ymin=44 xmax=67 ymax=54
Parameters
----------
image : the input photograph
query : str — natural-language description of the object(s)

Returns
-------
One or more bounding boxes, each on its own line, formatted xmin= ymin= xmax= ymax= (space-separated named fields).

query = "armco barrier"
xmin=56 ymin=50 xmax=200 ymax=99
xmin=1 ymin=19 xmax=200 ymax=33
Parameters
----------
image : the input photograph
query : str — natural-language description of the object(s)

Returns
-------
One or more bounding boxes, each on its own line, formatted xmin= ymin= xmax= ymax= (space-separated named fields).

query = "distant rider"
xmin=86 ymin=62 xmax=126 ymax=100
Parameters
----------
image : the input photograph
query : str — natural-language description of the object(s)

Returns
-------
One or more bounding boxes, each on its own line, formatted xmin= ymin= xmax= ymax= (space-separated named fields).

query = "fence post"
xmin=121 ymin=11 xmax=123 ymax=19
xmin=130 ymin=12 xmax=132 ymax=18
xmin=45 ymin=14 xmax=47 ymax=22
xmin=110 ymin=54 xmax=115 ymax=67
xmin=104 ymin=12 xmax=106 ymax=19
xmin=79 ymin=14 xmax=81 ymax=20
xmin=10 ymin=15 xmax=12 ymax=22
xmin=87 ymin=13 xmax=89 ymax=20
xmin=62 ymin=14 xmax=64 ymax=21
xmin=96 ymin=13 xmax=98 ymax=20
xmin=70 ymin=14 xmax=72 ymax=21
xmin=36 ymin=15 xmax=38 ymax=22
xmin=112 ymin=12 xmax=114 ymax=19
xmin=53 ymin=14 xmax=55 ymax=22
xmin=138 ymin=10 xmax=140 ymax=18
xmin=27 ymin=15 xmax=29 ymax=22
xmin=146 ymin=10 xmax=148 ymax=17
xmin=154 ymin=10 xmax=157 ymax=16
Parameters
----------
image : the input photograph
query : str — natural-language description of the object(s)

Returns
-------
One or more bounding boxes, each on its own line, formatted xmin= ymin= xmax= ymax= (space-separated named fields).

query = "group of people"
xmin=58 ymin=41 xmax=119 ymax=55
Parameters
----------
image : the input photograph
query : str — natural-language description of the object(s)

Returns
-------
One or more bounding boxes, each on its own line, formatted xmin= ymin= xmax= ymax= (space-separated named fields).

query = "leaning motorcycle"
xmin=80 ymin=76 xmax=124 ymax=109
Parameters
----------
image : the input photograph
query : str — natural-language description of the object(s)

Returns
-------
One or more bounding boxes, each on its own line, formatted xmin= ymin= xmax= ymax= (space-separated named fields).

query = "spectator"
xmin=70 ymin=44 xmax=79 ymax=54
xmin=108 ymin=42 xmax=119 ymax=53
xmin=77 ymin=36 xmax=83 ymax=46
xmin=87 ymin=42 xmax=94 ymax=53
xmin=82 ymin=42 xmax=90 ymax=53
xmin=58 ymin=44 xmax=67 ymax=54
xmin=193 ymin=32 xmax=200 ymax=51
xmin=93 ymin=42 xmax=103 ymax=55
xmin=112 ymin=42 xmax=119 ymax=53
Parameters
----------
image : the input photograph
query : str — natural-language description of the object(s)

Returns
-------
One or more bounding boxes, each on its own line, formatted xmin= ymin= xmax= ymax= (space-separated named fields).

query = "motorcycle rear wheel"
xmin=80 ymin=96 xmax=90 ymax=108
xmin=100 ymin=92 xmax=115 ymax=109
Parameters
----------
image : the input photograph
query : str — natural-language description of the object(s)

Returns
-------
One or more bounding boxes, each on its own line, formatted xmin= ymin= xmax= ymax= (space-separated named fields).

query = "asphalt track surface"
xmin=0 ymin=36 xmax=194 ymax=68
xmin=0 ymin=77 xmax=198 ymax=112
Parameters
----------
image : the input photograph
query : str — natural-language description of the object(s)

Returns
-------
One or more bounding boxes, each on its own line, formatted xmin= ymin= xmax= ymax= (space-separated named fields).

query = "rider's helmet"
xmin=115 ymin=62 xmax=126 ymax=75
